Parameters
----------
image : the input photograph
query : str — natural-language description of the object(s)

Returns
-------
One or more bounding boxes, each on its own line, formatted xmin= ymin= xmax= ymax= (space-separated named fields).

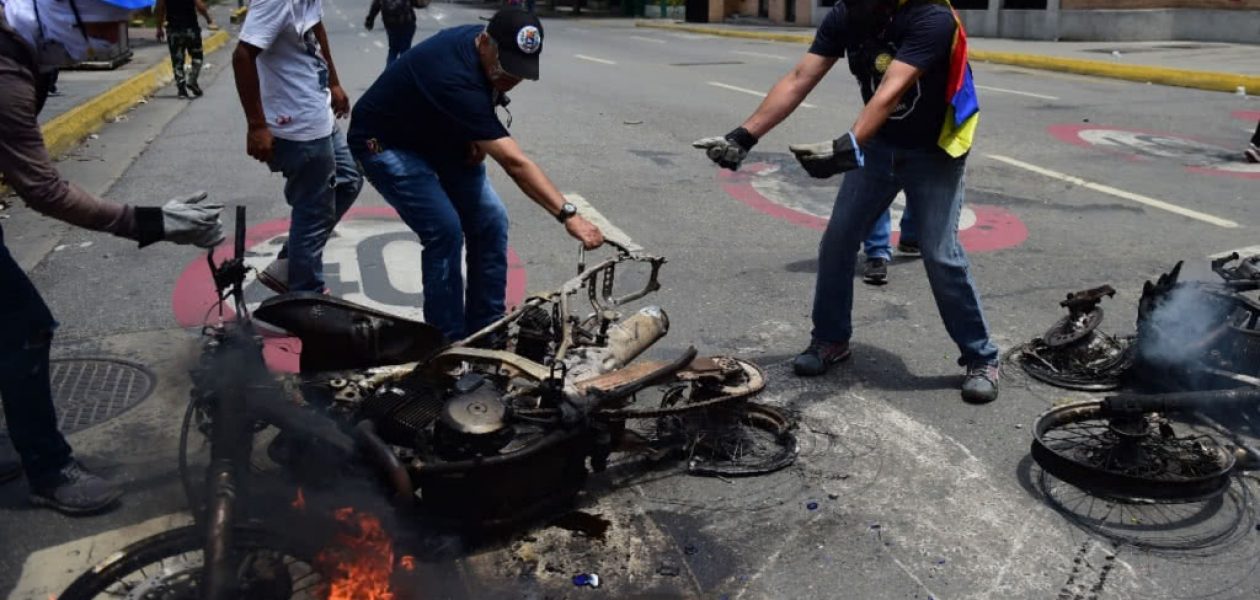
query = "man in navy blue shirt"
xmin=350 ymin=9 xmax=603 ymax=341
xmin=693 ymin=0 xmax=1000 ymax=404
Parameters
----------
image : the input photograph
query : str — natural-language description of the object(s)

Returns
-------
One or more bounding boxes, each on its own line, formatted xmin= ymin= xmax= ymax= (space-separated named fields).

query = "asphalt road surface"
xmin=3 ymin=3 xmax=1260 ymax=598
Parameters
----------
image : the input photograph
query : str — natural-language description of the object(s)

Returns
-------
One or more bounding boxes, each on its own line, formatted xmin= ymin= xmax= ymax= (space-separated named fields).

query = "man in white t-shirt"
xmin=232 ymin=0 xmax=361 ymax=293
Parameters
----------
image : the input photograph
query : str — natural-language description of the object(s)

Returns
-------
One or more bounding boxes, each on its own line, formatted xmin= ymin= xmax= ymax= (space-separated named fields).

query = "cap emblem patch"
xmin=516 ymin=26 xmax=542 ymax=54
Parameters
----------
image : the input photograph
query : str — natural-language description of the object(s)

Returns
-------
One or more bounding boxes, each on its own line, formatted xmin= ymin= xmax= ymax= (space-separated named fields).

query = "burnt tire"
xmin=59 ymin=524 xmax=330 ymax=600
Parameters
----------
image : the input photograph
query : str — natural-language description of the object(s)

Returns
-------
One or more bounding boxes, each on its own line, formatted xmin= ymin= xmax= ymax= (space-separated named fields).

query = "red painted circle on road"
xmin=1048 ymin=123 xmax=1260 ymax=180
xmin=717 ymin=163 xmax=1028 ymax=254
xmin=172 ymin=206 xmax=527 ymax=372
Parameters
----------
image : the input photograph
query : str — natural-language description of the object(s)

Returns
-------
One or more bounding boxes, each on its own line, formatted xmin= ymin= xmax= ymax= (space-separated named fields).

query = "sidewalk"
xmin=635 ymin=20 xmax=1260 ymax=94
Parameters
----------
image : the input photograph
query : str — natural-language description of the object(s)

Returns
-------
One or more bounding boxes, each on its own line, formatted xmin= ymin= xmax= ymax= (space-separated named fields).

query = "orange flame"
xmin=292 ymin=487 xmax=306 ymax=512
xmin=318 ymin=507 xmax=397 ymax=600
xmin=400 ymin=555 xmax=416 ymax=571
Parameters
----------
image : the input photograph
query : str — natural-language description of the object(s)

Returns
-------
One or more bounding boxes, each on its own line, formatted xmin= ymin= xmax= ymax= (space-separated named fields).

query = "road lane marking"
xmin=733 ymin=50 xmax=788 ymax=61
xmin=576 ymin=54 xmax=617 ymax=65
xmin=708 ymin=81 xmax=816 ymax=109
xmin=629 ymin=35 xmax=666 ymax=44
xmin=373 ymin=40 xmax=385 ymax=49
xmin=564 ymin=193 xmax=642 ymax=253
xmin=976 ymin=85 xmax=1058 ymax=100
xmin=986 ymin=154 xmax=1240 ymax=228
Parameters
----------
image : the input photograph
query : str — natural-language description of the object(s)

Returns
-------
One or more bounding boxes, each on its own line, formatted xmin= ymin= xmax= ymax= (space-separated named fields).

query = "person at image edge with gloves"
xmin=693 ymin=0 xmax=1002 ymax=404
xmin=1 ymin=0 xmax=225 ymax=514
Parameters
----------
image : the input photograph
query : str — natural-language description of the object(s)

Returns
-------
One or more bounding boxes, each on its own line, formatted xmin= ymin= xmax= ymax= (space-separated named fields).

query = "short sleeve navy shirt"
xmin=808 ymin=2 xmax=957 ymax=148
xmin=349 ymin=25 xmax=509 ymax=168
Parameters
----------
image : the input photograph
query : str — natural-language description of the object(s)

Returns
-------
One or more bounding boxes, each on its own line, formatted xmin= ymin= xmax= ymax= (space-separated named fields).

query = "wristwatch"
xmin=555 ymin=202 xmax=577 ymax=223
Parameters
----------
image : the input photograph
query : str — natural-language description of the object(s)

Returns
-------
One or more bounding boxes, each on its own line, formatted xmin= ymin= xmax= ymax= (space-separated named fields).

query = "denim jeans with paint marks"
xmin=810 ymin=139 xmax=999 ymax=367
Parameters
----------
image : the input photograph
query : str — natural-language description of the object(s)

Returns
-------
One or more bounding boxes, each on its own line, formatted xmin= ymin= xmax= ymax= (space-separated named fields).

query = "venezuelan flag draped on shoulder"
xmin=932 ymin=0 xmax=979 ymax=157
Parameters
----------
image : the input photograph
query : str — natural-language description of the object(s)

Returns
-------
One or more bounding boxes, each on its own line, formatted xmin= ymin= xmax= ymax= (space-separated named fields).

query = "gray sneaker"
xmin=29 ymin=462 xmax=122 ymax=515
xmin=258 ymin=258 xmax=290 ymax=294
xmin=961 ymin=363 xmax=1000 ymax=404
xmin=792 ymin=340 xmax=852 ymax=377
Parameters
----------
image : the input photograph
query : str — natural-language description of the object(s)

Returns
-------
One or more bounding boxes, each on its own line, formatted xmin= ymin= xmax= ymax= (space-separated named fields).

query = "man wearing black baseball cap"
xmin=349 ymin=9 xmax=603 ymax=341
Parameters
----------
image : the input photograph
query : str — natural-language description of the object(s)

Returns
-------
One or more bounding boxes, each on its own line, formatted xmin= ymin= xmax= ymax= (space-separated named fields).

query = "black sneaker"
xmin=188 ymin=81 xmax=203 ymax=97
xmin=177 ymin=84 xmax=189 ymax=99
xmin=862 ymin=257 xmax=889 ymax=285
xmin=29 ymin=461 xmax=122 ymax=515
xmin=896 ymin=239 xmax=921 ymax=256
xmin=1246 ymin=144 xmax=1259 ymax=164
xmin=961 ymin=363 xmax=1000 ymax=404
xmin=792 ymin=340 xmax=851 ymax=377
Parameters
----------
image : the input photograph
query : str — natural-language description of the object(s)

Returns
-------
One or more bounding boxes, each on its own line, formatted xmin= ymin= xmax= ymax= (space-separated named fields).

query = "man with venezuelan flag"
xmin=693 ymin=0 xmax=999 ymax=404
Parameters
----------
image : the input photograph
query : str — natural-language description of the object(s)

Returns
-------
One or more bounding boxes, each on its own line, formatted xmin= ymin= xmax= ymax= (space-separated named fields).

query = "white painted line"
xmin=1210 ymin=245 xmax=1260 ymax=259
xmin=976 ymin=85 xmax=1058 ymax=101
xmin=564 ymin=193 xmax=642 ymax=253
xmin=707 ymin=81 xmax=816 ymax=109
xmin=986 ymin=154 xmax=1240 ymax=229
xmin=373 ymin=40 xmax=385 ymax=49
xmin=575 ymin=54 xmax=616 ymax=65
xmin=733 ymin=50 xmax=788 ymax=61
xmin=629 ymin=35 xmax=666 ymax=44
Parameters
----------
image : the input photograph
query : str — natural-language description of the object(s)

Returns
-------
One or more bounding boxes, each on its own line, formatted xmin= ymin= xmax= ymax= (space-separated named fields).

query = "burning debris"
xmin=1017 ymin=253 xmax=1260 ymax=394
xmin=247 ymin=244 xmax=796 ymax=530
xmin=1026 ymin=253 xmax=1260 ymax=502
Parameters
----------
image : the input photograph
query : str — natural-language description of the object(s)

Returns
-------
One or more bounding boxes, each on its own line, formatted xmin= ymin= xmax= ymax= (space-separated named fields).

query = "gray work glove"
xmin=134 ymin=191 xmax=225 ymax=248
xmin=789 ymin=132 xmax=864 ymax=179
xmin=692 ymin=127 xmax=758 ymax=171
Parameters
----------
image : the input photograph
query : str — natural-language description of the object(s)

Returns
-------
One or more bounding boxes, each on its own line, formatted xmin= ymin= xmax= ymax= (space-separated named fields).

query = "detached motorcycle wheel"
xmin=59 ymin=525 xmax=331 ymax=600
xmin=1031 ymin=401 xmax=1235 ymax=502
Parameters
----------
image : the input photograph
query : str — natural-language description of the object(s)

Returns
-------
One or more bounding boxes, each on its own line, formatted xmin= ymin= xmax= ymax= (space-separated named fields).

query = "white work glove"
xmin=135 ymin=191 xmax=225 ymax=248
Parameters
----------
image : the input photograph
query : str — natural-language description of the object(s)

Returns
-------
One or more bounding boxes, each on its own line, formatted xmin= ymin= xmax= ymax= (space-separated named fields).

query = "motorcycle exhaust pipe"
xmin=604 ymin=306 xmax=669 ymax=369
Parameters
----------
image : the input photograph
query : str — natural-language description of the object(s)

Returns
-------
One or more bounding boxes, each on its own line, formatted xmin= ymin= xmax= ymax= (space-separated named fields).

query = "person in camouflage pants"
xmin=156 ymin=0 xmax=217 ymax=98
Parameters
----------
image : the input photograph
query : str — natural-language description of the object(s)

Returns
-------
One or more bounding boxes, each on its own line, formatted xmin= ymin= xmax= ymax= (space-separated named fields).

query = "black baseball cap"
xmin=486 ymin=9 xmax=544 ymax=81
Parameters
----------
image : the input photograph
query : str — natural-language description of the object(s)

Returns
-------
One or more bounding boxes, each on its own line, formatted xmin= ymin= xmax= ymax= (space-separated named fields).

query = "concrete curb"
xmin=40 ymin=30 xmax=232 ymax=160
xmin=634 ymin=20 xmax=1260 ymax=94
xmin=230 ymin=6 xmax=248 ymax=24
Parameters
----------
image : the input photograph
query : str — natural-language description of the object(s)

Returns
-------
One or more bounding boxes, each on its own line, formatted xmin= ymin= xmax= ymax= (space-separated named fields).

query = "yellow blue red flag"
xmin=936 ymin=3 xmax=978 ymax=157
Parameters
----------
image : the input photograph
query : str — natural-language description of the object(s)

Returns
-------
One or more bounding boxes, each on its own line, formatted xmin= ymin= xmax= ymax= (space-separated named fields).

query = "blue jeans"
xmin=811 ymin=139 xmax=998 ymax=367
xmin=385 ymin=23 xmax=416 ymax=66
xmin=353 ymin=146 xmax=509 ymax=340
xmin=863 ymin=205 xmax=917 ymax=261
xmin=0 ymin=225 xmax=73 ymax=485
xmin=269 ymin=127 xmax=362 ymax=292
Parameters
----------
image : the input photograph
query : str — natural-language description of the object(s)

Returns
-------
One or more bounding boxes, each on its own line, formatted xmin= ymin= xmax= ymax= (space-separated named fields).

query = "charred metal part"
xmin=1046 ymin=285 xmax=1115 ymax=348
xmin=587 ymin=346 xmax=698 ymax=406
xmin=668 ymin=403 xmax=799 ymax=478
xmin=1018 ymin=285 xmax=1132 ymax=391
xmin=1101 ymin=388 xmax=1260 ymax=416
xmin=597 ymin=357 xmax=767 ymax=419
xmin=353 ymin=421 xmax=414 ymax=507
xmin=359 ymin=383 xmax=445 ymax=447
xmin=1031 ymin=401 xmax=1235 ymax=502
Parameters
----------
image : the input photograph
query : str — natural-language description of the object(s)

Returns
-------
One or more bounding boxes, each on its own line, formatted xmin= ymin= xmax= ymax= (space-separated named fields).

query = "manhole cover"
xmin=0 ymin=358 xmax=155 ymax=435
